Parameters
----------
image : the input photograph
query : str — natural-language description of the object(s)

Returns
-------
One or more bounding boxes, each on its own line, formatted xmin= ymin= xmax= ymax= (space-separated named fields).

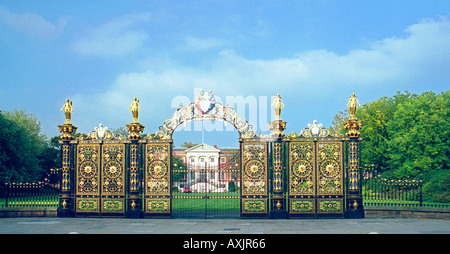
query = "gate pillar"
xmin=57 ymin=99 xmax=77 ymax=217
xmin=269 ymin=94 xmax=288 ymax=218
xmin=344 ymin=93 xmax=364 ymax=218
xmin=126 ymin=121 xmax=145 ymax=218
xmin=57 ymin=124 xmax=77 ymax=217
xmin=269 ymin=123 xmax=288 ymax=218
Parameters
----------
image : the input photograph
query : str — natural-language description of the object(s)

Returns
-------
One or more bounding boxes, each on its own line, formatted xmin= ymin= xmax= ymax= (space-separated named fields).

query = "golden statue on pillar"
xmin=128 ymin=97 xmax=142 ymax=123
xmin=58 ymin=99 xmax=77 ymax=141
xmin=272 ymin=94 xmax=285 ymax=120
xmin=346 ymin=93 xmax=361 ymax=120
xmin=269 ymin=94 xmax=286 ymax=138
xmin=344 ymin=93 xmax=362 ymax=138
xmin=126 ymin=97 xmax=145 ymax=140
xmin=60 ymin=99 xmax=73 ymax=124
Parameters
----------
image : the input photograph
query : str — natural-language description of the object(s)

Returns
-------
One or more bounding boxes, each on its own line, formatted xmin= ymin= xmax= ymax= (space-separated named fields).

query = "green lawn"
xmin=363 ymin=198 xmax=450 ymax=207
xmin=0 ymin=195 xmax=59 ymax=207
xmin=172 ymin=192 xmax=240 ymax=212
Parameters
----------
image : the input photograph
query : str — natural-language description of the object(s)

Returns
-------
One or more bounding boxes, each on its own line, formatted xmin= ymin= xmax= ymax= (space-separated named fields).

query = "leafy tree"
xmin=356 ymin=95 xmax=397 ymax=172
xmin=328 ymin=109 xmax=348 ymax=136
xmin=172 ymin=155 xmax=187 ymax=182
xmin=386 ymin=91 xmax=449 ymax=178
xmin=0 ymin=110 xmax=60 ymax=182
xmin=0 ymin=112 xmax=41 ymax=182
xmin=110 ymin=127 xmax=128 ymax=138
xmin=331 ymin=90 xmax=449 ymax=180
xmin=228 ymin=180 xmax=236 ymax=192
xmin=181 ymin=141 xmax=198 ymax=149
xmin=422 ymin=169 xmax=450 ymax=203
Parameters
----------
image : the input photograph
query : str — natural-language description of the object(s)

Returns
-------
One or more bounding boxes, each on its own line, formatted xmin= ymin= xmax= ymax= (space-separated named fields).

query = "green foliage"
xmin=228 ymin=180 xmax=236 ymax=192
xmin=422 ymin=169 xmax=450 ymax=203
xmin=109 ymin=127 xmax=128 ymax=138
xmin=388 ymin=91 xmax=449 ymax=178
xmin=328 ymin=109 xmax=348 ymax=136
xmin=332 ymin=90 xmax=449 ymax=181
xmin=181 ymin=141 xmax=199 ymax=149
xmin=172 ymin=155 xmax=187 ymax=181
xmin=0 ymin=112 xmax=35 ymax=182
xmin=0 ymin=110 xmax=60 ymax=183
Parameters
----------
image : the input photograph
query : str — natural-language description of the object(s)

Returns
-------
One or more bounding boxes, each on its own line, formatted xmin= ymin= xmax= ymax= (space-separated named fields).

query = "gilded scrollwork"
xmin=102 ymin=199 xmax=124 ymax=213
xmin=76 ymin=198 xmax=99 ymax=213
xmin=146 ymin=199 xmax=170 ymax=213
xmin=242 ymin=199 xmax=267 ymax=213
xmin=289 ymin=142 xmax=315 ymax=195
xmin=153 ymin=90 xmax=257 ymax=139
xmin=101 ymin=144 xmax=125 ymax=196
xmin=241 ymin=143 xmax=267 ymax=196
xmin=317 ymin=142 xmax=343 ymax=195
xmin=318 ymin=199 xmax=343 ymax=214
xmin=145 ymin=143 xmax=170 ymax=195
xmin=76 ymin=144 xmax=100 ymax=196
xmin=290 ymin=199 xmax=315 ymax=214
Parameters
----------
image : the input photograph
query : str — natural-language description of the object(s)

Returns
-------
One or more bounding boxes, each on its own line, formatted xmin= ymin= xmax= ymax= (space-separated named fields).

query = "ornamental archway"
xmin=57 ymin=91 xmax=365 ymax=219
xmin=143 ymin=90 xmax=269 ymax=218
xmin=153 ymin=90 xmax=258 ymax=140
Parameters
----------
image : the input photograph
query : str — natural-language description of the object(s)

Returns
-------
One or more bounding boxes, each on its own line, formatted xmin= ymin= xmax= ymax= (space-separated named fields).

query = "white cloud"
xmin=0 ymin=6 xmax=66 ymax=39
xmin=182 ymin=36 xmax=225 ymax=51
xmin=72 ymin=12 xmax=151 ymax=57
xmin=70 ymin=17 xmax=450 ymax=135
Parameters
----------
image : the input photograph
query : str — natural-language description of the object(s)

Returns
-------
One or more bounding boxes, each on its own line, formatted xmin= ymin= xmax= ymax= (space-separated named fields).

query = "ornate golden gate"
xmin=57 ymin=92 xmax=364 ymax=219
xmin=72 ymin=131 xmax=128 ymax=216
xmin=142 ymin=140 xmax=172 ymax=217
xmin=286 ymin=137 xmax=345 ymax=217
xmin=240 ymin=141 xmax=269 ymax=218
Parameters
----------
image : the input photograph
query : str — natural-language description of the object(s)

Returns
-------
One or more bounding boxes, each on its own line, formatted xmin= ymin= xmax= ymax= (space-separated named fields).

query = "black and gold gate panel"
xmin=100 ymin=143 xmax=126 ymax=215
xmin=75 ymin=142 xmax=126 ymax=216
xmin=240 ymin=141 xmax=269 ymax=218
xmin=143 ymin=142 xmax=172 ymax=217
xmin=76 ymin=143 xmax=101 ymax=214
xmin=288 ymin=141 xmax=344 ymax=217
xmin=316 ymin=141 xmax=344 ymax=215
xmin=59 ymin=92 xmax=365 ymax=219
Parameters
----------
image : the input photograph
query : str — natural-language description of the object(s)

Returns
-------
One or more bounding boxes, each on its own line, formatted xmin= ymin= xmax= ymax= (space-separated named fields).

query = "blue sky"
xmin=0 ymin=1 xmax=449 ymax=147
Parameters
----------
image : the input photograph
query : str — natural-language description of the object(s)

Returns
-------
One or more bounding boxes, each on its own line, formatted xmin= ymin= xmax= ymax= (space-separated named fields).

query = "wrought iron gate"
xmin=74 ymin=140 xmax=127 ymax=216
xmin=240 ymin=141 xmax=269 ymax=218
xmin=286 ymin=139 xmax=345 ymax=217
xmin=172 ymin=164 xmax=240 ymax=218
xmin=142 ymin=140 xmax=172 ymax=217
xmin=57 ymin=92 xmax=365 ymax=219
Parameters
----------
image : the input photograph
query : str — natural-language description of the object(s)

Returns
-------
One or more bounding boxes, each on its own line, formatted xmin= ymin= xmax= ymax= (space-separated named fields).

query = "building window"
xmin=200 ymin=157 xmax=205 ymax=163
xmin=220 ymin=157 xmax=226 ymax=163
xmin=190 ymin=157 xmax=195 ymax=163
xmin=210 ymin=157 xmax=215 ymax=163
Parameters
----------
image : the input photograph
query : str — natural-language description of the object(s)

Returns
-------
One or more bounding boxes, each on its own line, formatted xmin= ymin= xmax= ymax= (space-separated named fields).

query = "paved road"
xmin=0 ymin=217 xmax=449 ymax=234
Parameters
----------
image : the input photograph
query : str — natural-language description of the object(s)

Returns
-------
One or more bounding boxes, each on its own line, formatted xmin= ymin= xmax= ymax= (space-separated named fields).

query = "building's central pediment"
xmin=185 ymin=143 xmax=221 ymax=153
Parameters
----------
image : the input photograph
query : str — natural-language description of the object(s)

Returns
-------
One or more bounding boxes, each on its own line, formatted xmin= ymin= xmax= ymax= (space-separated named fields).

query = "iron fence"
xmin=0 ymin=169 xmax=61 ymax=208
xmin=362 ymin=165 xmax=449 ymax=208
xmin=2 ymin=166 xmax=449 ymax=210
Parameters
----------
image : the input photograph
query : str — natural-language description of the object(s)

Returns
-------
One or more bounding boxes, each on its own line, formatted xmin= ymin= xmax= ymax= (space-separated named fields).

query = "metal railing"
xmin=362 ymin=166 xmax=449 ymax=208
xmin=0 ymin=169 xmax=61 ymax=208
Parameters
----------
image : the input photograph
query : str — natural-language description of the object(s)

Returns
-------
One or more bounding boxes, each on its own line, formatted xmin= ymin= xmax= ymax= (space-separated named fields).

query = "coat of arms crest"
xmin=194 ymin=90 xmax=216 ymax=115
